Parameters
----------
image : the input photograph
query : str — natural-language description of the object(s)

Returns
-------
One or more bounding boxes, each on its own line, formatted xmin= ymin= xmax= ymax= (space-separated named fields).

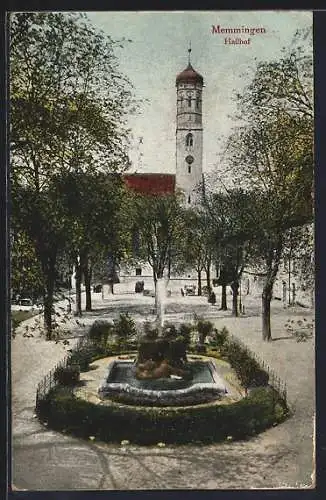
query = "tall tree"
xmin=224 ymin=115 xmax=312 ymax=339
xmin=10 ymin=12 xmax=135 ymax=338
xmin=133 ymin=193 xmax=184 ymax=308
xmin=203 ymin=189 xmax=254 ymax=316
xmin=52 ymin=171 xmax=131 ymax=314
xmin=176 ymin=209 xmax=215 ymax=297
xmin=10 ymin=12 xmax=133 ymax=186
xmin=220 ymin=28 xmax=313 ymax=339
xmin=11 ymin=183 xmax=69 ymax=338
xmin=10 ymin=230 xmax=43 ymax=301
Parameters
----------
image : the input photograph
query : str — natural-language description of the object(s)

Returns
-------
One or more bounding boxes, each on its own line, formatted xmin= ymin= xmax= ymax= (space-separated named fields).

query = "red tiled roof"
xmin=124 ymin=173 xmax=176 ymax=195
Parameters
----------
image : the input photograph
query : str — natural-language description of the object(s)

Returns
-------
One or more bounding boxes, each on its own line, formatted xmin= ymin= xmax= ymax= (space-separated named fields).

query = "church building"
xmin=123 ymin=48 xmax=204 ymax=204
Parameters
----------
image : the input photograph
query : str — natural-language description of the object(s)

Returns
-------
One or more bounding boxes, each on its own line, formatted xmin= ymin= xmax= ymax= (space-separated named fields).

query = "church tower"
xmin=175 ymin=47 xmax=204 ymax=205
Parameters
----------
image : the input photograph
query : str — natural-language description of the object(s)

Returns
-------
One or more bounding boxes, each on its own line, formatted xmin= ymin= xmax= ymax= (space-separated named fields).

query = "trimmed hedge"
xmin=36 ymin=318 xmax=289 ymax=445
xmin=88 ymin=320 xmax=113 ymax=344
xmin=67 ymin=342 xmax=138 ymax=372
xmin=219 ymin=340 xmax=269 ymax=388
xmin=36 ymin=385 xmax=288 ymax=445
xmin=54 ymin=365 xmax=80 ymax=386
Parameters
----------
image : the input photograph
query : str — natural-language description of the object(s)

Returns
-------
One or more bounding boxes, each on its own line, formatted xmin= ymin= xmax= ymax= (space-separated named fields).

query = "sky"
xmin=86 ymin=10 xmax=313 ymax=176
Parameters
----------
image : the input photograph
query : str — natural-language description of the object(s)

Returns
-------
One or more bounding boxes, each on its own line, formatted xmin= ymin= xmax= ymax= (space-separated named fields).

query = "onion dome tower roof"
xmin=176 ymin=62 xmax=204 ymax=86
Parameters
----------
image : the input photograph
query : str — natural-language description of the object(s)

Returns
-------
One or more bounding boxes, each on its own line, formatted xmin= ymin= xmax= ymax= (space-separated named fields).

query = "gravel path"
xmin=11 ymin=293 xmax=315 ymax=490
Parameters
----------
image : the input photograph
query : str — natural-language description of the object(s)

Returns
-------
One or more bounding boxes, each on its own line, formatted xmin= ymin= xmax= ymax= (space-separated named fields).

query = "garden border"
xmin=35 ymin=327 xmax=289 ymax=444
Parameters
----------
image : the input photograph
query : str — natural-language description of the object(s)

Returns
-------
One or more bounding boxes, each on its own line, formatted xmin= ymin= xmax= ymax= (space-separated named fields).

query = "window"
xmin=188 ymin=195 xmax=191 ymax=204
xmin=136 ymin=267 xmax=142 ymax=276
xmin=196 ymin=96 xmax=200 ymax=109
xmin=188 ymin=96 xmax=191 ymax=107
xmin=188 ymin=165 xmax=191 ymax=174
xmin=186 ymin=133 xmax=193 ymax=147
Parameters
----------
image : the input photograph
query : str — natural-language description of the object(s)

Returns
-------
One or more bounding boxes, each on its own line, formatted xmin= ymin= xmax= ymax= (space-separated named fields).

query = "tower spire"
xmin=188 ymin=42 xmax=192 ymax=65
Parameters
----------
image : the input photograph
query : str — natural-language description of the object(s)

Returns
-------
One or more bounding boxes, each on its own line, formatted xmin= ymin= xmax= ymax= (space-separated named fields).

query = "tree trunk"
xmin=197 ymin=269 xmax=202 ymax=296
xmin=168 ymin=247 xmax=171 ymax=279
xmin=43 ymin=279 xmax=55 ymax=340
xmin=206 ymin=260 xmax=211 ymax=291
xmin=261 ymin=238 xmax=283 ymax=341
xmin=75 ymin=257 xmax=82 ymax=316
xmin=288 ymin=258 xmax=292 ymax=305
xmin=83 ymin=259 xmax=92 ymax=312
xmin=262 ymin=284 xmax=273 ymax=341
xmin=153 ymin=269 xmax=158 ymax=308
xmin=231 ymin=281 xmax=239 ymax=317
xmin=109 ymin=281 xmax=114 ymax=294
xmin=42 ymin=255 xmax=56 ymax=340
xmin=220 ymin=283 xmax=227 ymax=310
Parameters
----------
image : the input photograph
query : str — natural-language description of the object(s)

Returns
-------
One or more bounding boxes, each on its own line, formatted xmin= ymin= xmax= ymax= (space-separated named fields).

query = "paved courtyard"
xmin=11 ymin=290 xmax=315 ymax=490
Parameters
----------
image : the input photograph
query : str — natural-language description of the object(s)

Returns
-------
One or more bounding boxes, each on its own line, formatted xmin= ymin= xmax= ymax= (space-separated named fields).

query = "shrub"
xmin=68 ymin=342 xmax=108 ymax=371
xmin=54 ymin=365 xmax=80 ymax=386
xmin=113 ymin=313 xmax=137 ymax=346
xmin=284 ymin=318 xmax=314 ymax=342
xmin=143 ymin=321 xmax=159 ymax=340
xmin=166 ymin=336 xmax=187 ymax=366
xmin=195 ymin=344 xmax=207 ymax=354
xmin=162 ymin=323 xmax=178 ymax=339
xmin=68 ymin=351 xmax=90 ymax=371
xmin=218 ymin=340 xmax=269 ymax=389
xmin=211 ymin=327 xmax=229 ymax=348
xmin=196 ymin=319 xmax=214 ymax=344
xmin=178 ymin=323 xmax=193 ymax=346
xmin=89 ymin=320 xmax=113 ymax=344
xmin=135 ymin=281 xmax=144 ymax=293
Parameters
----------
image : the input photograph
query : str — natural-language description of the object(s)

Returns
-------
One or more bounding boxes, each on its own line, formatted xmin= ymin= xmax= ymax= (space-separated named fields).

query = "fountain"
xmin=98 ymin=321 xmax=228 ymax=406
xmin=98 ymin=270 xmax=228 ymax=406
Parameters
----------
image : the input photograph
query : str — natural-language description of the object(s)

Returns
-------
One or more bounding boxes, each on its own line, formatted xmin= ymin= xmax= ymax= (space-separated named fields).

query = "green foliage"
xmin=11 ymin=310 xmax=37 ymax=333
xmin=284 ymin=317 xmax=314 ymax=342
xmin=54 ymin=365 xmax=80 ymax=386
xmin=113 ymin=313 xmax=137 ymax=346
xmin=143 ymin=321 xmax=159 ymax=340
xmin=162 ymin=323 xmax=178 ymax=339
xmin=10 ymin=12 xmax=137 ymax=337
xmin=211 ymin=326 xmax=229 ymax=348
xmin=37 ymin=385 xmax=288 ymax=445
xmin=196 ymin=319 xmax=214 ymax=344
xmin=89 ymin=319 xmax=113 ymax=344
xmin=67 ymin=342 xmax=108 ymax=371
xmin=220 ymin=340 xmax=269 ymax=388
xmin=175 ymin=209 xmax=214 ymax=278
xmin=10 ymin=230 xmax=44 ymax=300
xmin=178 ymin=323 xmax=193 ymax=346
xmin=195 ymin=344 xmax=207 ymax=355
xmin=133 ymin=192 xmax=185 ymax=281
xmin=217 ymin=29 xmax=314 ymax=340
xmin=10 ymin=12 xmax=134 ymax=183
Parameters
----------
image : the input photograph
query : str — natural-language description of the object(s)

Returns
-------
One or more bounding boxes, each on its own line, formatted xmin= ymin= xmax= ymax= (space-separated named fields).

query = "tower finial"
xmin=188 ymin=42 xmax=192 ymax=65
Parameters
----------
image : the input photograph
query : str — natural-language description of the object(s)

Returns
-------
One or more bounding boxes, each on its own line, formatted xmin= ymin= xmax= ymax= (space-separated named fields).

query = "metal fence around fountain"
xmin=35 ymin=335 xmax=94 ymax=409
xmin=35 ymin=330 xmax=287 ymax=408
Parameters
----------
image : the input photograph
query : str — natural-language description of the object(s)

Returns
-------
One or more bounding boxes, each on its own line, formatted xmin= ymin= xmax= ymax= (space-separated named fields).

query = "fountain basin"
xmin=98 ymin=359 xmax=228 ymax=406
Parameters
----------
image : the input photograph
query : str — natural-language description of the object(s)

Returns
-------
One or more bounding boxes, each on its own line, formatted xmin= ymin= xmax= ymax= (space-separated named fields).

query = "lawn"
xmin=11 ymin=310 xmax=38 ymax=330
